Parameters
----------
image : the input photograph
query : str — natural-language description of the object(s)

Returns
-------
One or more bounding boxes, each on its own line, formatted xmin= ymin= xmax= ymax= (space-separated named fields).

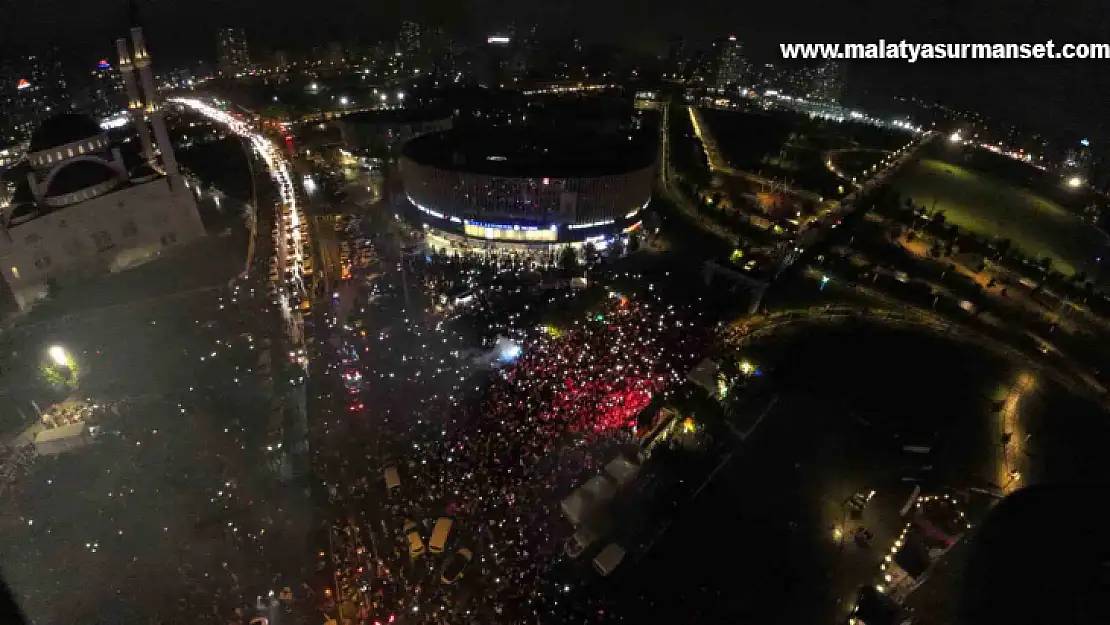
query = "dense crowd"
xmin=307 ymin=234 xmax=710 ymax=624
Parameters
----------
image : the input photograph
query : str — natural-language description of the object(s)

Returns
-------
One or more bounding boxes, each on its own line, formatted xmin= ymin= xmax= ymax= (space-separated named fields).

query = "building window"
xmin=121 ymin=220 xmax=138 ymax=238
xmin=91 ymin=230 xmax=114 ymax=252
xmin=10 ymin=266 xmax=20 ymax=280
xmin=55 ymin=151 xmax=62 ymax=161
xmin=160 ymin=232 xmax=177 ymax=246
xmin=78 ymin=145 xmax=85 ymax=154
xmin=67 ymin=148 xmax=74 ymax=158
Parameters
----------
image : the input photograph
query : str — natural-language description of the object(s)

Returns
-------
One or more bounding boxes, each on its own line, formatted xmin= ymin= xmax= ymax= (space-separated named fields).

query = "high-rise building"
xmin=399 ymin=21 xmax=421 ymax=59
xmin=327 ymin=42 xmax=346 ymax=68
xmin=667 ymin=36 xmax=688 ymax=75
xmin=272 ymin=50 xmax=290 ymax=73
xmin=810 ymin=60 xmax=844 ymax=102
xmin=0 ymin=50 xmax=71 ymax=144
xmin=216 ymin=27 xmax=251 ymax=77
xmin=714 ymin=35 xmax=749 ymax=91
xmin=86 ymin=58 xmax=125 ymax=119
xmin=1063 ymin=139 xmax=1093 ymax=180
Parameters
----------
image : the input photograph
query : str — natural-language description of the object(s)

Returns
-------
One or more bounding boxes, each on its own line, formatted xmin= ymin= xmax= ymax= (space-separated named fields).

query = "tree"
xmin=995 ymin=237 xmax=1012 ymax=258
xmin=583 ymin=242 xmax=598 ymax=265
xmin=608 ymin=238 xmax=625 ymax=261
xmin=559 ymin=246 xmax=579 ymax=274
xmin=628 ymin=232 xmax=642 ymax=253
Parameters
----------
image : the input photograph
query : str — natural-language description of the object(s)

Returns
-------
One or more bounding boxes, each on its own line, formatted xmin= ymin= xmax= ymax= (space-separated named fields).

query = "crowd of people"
xmin=306 ymin=231 xmax=711 ymax=624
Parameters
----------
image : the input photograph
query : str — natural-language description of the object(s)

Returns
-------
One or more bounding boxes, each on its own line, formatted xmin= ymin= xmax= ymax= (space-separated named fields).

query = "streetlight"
xmin=1067 ymin=176 xmax=1083 ymax=188
xmin=48 ymin=345 xmax=70 ymax=367
xmin=339 ymin=96 xmax=350 ymax=106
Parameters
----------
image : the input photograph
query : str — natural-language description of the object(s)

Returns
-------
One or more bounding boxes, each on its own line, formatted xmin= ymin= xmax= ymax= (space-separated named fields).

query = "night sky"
xmin=2 ymin=0 xmax=1109 ymax=142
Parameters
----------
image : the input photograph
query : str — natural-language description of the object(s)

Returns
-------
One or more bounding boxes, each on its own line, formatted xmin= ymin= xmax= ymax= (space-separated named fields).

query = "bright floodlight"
xmin=48 ymin=345 xmax=69 ymax=367
xmin=948 ymin=132 xmax=961 ymax=143
xmin=339 ymin=96 xmax=349 ymax=105
xmin=1067 ymin=176 xmax=1083 ymax=188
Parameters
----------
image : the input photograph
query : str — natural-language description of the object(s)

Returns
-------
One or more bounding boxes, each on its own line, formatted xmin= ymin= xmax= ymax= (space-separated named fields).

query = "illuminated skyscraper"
xmin=399 ymin=21 xmax=421 ymax=58
xmin=0 ymin=49 xmax=70 ymax=143
xmin=715 ymin=35 xmax=749 ymax=91
xmin=810 ymin=60 xmax=844 ymax=102
xmin=86 ymin=58 xmax=125 ymax=118
xmin=217 ymin=27 xmax=251 ymax=77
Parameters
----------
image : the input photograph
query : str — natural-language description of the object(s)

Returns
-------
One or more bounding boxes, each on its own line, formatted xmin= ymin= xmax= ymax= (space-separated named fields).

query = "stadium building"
xmin=399 ymin=126 xmax=655 ymax=256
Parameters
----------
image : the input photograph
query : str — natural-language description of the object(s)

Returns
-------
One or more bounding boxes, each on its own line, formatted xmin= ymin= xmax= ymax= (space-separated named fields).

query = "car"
xmin=404 ymin=519 xmax=425 ymax=560
xmin=440 ymin=548 xmax=472 ymax=584
xmin=347 ymin=401 xmax=364 ymax=412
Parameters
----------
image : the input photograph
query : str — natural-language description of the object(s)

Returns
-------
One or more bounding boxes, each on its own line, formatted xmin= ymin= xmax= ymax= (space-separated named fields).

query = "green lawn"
xmin=890 ymin=158 xmax=1109 ymax=277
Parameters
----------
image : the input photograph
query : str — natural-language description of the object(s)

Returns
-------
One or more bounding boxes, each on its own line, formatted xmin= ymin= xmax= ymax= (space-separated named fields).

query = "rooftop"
xmin=29 ymin=113 xmax=104 ymax=153
xmin=402 ymin=127 xmax=655 ymax=178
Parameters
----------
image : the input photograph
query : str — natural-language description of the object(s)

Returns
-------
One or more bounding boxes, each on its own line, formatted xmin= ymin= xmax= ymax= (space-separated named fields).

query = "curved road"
xmin=723 ymin=302 xmax=1106 ymax=402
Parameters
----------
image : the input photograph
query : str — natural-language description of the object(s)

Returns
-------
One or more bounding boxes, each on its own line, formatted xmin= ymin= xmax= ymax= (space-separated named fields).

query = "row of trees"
xmin=821 ymin=184 xmax=1110 ymax=385
xmin=877 ymin=192 xmax=1110 ymax=310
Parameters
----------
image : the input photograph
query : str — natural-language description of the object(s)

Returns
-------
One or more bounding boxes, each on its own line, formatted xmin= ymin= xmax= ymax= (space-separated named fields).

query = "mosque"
xmin=0 ymin=26 xmax=205 ymax=311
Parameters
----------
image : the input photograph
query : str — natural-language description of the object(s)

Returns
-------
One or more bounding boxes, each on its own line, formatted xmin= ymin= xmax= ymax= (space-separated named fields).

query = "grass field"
xmin=890 ymin=158 xmax=1109 ymax=277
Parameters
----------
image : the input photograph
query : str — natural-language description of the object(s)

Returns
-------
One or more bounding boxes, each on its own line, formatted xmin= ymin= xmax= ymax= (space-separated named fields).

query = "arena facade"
xmin=398 ymin=127 xmax=655 ymax=256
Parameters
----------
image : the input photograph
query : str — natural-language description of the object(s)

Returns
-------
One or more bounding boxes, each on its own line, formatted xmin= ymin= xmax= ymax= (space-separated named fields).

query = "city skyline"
xmin=2 ymin=0 xmax=1107 ymax=144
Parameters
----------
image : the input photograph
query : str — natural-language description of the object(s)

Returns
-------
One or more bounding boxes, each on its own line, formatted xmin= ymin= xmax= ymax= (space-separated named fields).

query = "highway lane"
xmin=172 ymin=97 xmax=311 ymax=347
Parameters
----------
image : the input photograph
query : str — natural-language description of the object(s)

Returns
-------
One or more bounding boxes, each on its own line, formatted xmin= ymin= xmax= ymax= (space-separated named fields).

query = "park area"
xmin=890 ymin=157 xmax=1110 ymax=277
xmin=701 ymin=108 xmax=914 ymax=200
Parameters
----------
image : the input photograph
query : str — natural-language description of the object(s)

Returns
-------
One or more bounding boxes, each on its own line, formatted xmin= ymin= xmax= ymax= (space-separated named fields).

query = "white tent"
xmin=592 ymin=543 xmax=627 ymax=576
xmin=582 ymin=475 xmax=617 ymax=502
xmin=604 ymin=456 xmax=640 ymax=487
xmin=687 ymin=358 xmax=720 ymax=395
xmin=561 ymin=475 xmax=617 ymax=526
xmin=560 ymin=489 xmax=588 ymax=526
